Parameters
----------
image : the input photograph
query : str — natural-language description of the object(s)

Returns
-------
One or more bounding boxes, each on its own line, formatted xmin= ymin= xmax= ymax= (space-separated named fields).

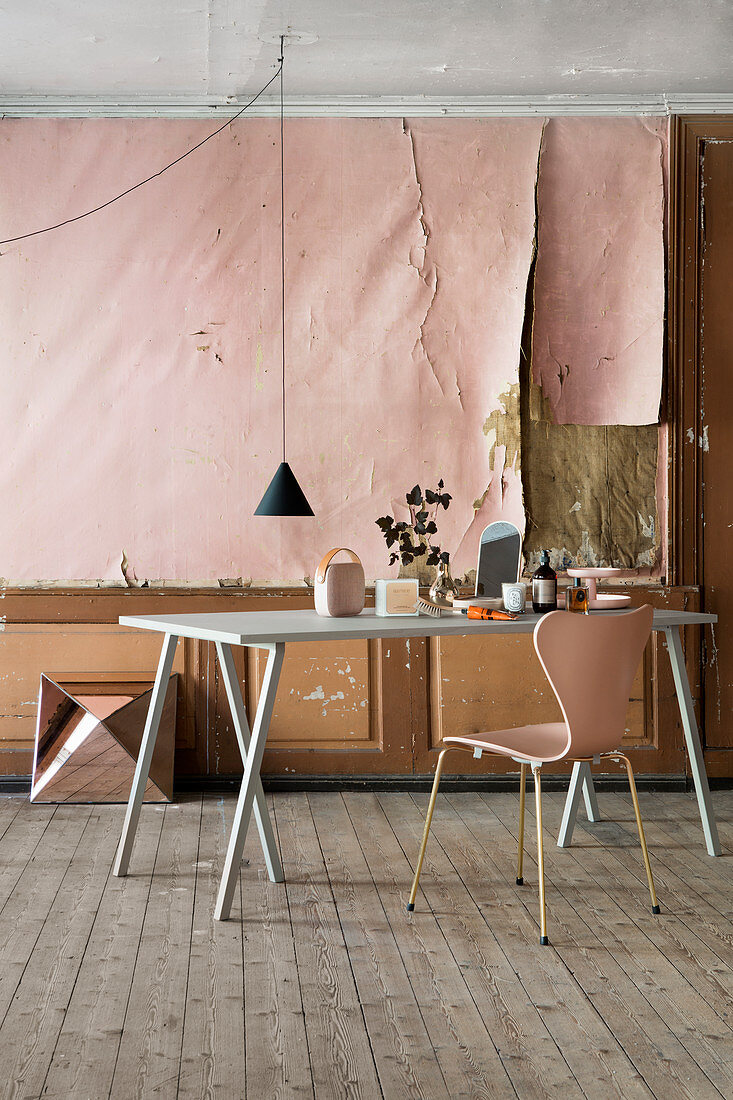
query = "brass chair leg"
xmin=608 ymin=752 xmax=660 ymax=913
xmin=532 ymin=764 xmax=549 ymax=945
xmin=407 ymin=747 xmax=451 ymax=912
xmin=517 ymin=762 xmax=527 ymax=885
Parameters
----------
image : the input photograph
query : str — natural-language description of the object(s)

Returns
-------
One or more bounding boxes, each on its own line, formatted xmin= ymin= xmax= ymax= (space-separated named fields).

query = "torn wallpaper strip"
xmin=531 ymin=117 xmax=667 ymax=426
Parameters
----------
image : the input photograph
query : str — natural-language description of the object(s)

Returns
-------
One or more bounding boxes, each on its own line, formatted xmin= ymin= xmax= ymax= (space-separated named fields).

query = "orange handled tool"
xmin=463 ymin=606 xmax=517 ymax=621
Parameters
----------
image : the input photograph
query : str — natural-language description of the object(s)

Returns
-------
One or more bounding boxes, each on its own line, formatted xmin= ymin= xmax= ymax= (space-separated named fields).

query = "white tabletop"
xmin=118 ymin=607 xmax=717 ymax=647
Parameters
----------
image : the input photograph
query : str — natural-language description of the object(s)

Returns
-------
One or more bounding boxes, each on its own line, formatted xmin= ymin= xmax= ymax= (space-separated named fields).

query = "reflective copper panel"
xmin=31 ymin=675 xmax=177 ymax=803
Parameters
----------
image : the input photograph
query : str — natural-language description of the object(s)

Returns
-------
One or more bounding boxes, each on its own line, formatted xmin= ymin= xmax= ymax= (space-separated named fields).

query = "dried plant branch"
xmin=376 ymin=480 xmax=452 ymax=568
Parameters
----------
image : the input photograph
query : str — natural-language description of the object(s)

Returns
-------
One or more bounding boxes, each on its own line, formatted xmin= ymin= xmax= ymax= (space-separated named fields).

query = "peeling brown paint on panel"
xmin=430 ymin=631 xmax=647 ymax=749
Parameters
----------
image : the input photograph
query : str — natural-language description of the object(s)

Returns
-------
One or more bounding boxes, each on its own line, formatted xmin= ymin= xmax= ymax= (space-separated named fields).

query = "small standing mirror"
xmin=476 ymin=521 xmax=522 ymax=598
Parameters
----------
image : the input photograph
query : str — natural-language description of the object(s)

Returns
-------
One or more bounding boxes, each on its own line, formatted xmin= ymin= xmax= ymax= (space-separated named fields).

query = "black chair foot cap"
xmin=516 ymin=877 xmax=523 ymax=885
xmin=652 ymin=905 xmax=660 ymax=914
xmin=540 ymin=935 xmax=549 ymax=945
xmin=406 ymin=903 xmax=415 ymax=912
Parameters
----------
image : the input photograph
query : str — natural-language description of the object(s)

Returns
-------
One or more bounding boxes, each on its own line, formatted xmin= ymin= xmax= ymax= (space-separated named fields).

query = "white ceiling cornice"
xmin=2 ymin=94 xmax=733 ymax=119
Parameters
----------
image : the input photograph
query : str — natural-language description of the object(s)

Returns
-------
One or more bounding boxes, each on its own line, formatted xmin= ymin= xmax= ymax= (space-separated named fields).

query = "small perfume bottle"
xmin=532 ymin=550 xmax=557 ymax=614
xmin=565 ymin=576 xmax=590 ymax=614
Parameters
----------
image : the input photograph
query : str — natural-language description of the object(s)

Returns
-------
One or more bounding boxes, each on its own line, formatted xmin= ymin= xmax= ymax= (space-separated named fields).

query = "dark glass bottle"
xmin=532 ymin=550 xmax=557 ymax=614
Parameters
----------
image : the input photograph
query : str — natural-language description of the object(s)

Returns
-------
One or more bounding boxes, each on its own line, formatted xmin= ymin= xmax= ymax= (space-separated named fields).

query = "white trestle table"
xmin=115 ymin=607 xmax=720 ymax=920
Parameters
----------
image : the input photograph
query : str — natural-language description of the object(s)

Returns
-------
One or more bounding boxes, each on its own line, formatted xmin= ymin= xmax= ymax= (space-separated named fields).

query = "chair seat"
xmin=443 ymin=722 xmax=570 ymax=763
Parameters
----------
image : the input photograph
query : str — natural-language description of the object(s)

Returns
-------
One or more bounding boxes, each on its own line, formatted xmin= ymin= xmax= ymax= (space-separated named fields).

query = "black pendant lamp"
xmin=255 ymin=39 xmax=314 ymax=517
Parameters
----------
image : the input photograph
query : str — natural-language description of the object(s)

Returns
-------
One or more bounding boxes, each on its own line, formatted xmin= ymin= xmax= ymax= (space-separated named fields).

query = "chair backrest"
xmin=533 ymin=606 xmax=653 ymax=759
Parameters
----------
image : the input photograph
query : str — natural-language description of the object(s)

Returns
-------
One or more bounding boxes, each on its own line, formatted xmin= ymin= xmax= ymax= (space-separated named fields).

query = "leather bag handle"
xmin=315 ymin=547 xmax=362 ymax=585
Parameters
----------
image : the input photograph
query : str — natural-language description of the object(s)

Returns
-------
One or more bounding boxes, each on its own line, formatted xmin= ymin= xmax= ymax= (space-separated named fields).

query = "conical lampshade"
xmin=255 ymin=461 xmax=314 ymax=516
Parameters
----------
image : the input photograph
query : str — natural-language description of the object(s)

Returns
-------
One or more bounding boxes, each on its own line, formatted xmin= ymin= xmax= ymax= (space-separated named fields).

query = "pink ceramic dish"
xmin=566 ymin=567 xmax=632 ymax=610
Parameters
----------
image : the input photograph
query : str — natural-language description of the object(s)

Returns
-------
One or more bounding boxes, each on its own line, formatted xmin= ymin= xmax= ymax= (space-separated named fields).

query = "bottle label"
xmin=533 ymin=578 xmax=556 ymax=606
xmin=385 ymin=581 xmax=418 ymax=615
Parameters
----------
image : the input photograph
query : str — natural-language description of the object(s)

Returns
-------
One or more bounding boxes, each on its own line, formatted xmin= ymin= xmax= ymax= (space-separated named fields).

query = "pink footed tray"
xmin=566 ymin=567 xmax=632 ymax=610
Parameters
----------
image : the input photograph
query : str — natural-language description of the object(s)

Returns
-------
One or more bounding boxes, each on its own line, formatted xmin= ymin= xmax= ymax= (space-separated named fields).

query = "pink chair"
xmin=407 ymin=605 xmax=659 ymax=944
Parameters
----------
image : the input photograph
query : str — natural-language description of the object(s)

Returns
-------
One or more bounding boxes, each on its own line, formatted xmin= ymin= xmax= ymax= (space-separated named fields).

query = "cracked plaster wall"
xmin=0 ymin=116 xmax=665 ymax=584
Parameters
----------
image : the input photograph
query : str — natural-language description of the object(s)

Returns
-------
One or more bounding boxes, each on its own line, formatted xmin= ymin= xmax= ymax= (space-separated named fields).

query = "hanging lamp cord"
xmin=279 ymin=35 xmax=287 ymax=464
xmin=0 ymin=56 xmax=284 ymax=246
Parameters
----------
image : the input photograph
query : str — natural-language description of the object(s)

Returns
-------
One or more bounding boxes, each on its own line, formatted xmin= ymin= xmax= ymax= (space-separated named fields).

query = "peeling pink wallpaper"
xmin=0 ymin=117 xmax=665 ymax=584
xmin=532 ymin=118 xmax=666 ymax=425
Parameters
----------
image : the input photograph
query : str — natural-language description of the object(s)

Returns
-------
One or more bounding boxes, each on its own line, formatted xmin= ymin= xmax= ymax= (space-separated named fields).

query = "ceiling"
xmin=1 ymin=0 xmax=732 ymax=107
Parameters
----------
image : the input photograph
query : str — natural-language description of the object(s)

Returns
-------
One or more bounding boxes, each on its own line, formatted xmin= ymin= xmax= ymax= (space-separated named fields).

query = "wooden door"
xmin=674 ymin=118 xmax=733 ymax=775
xmin=700 ymin=140 xmax=733 ymax=756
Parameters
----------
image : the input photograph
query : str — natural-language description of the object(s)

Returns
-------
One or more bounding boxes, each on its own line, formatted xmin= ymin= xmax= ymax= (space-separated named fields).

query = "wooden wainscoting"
xmin=0 ymin=584 xmax=713 ymax=781
xmin=415 ymin=586 xmax=699 ymax=777
xmin=0 ymin=587 xmax=411 ymax=779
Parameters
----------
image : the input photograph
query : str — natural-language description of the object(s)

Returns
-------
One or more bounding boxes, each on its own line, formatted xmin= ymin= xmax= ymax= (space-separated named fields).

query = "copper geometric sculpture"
xmin=31 ymin=674 xmax=177 ymax=803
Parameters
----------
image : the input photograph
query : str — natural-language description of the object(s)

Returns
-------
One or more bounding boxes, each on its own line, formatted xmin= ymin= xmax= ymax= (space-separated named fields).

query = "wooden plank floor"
xmin=0 ymin=789 xmax=731 ymax=1099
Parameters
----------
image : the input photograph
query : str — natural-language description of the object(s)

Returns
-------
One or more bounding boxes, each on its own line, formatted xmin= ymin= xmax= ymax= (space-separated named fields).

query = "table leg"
xmin=582 ymin=764 xmax=600 ymax=822
xmin=558 ymin=761 xmax=584 ymax=847
xmin=557 ymin=761 xmax=601 ymax=847
xmin=215 ymin=641 xmax=283 ymax=883
xmin=113 ymin=633 xmax=178 ymax=877
xmin=215 ymin=642 xmax=285 ymax=921
xmin=664 ymin=625 xmax=721 ymax=856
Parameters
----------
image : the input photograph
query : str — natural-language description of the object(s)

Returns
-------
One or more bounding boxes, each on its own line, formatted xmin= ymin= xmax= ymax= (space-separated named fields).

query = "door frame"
xmin=669 ymin=115 xmax=733 ymax=774
xmin=669 ymin=115 xmax=733 ymax=589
